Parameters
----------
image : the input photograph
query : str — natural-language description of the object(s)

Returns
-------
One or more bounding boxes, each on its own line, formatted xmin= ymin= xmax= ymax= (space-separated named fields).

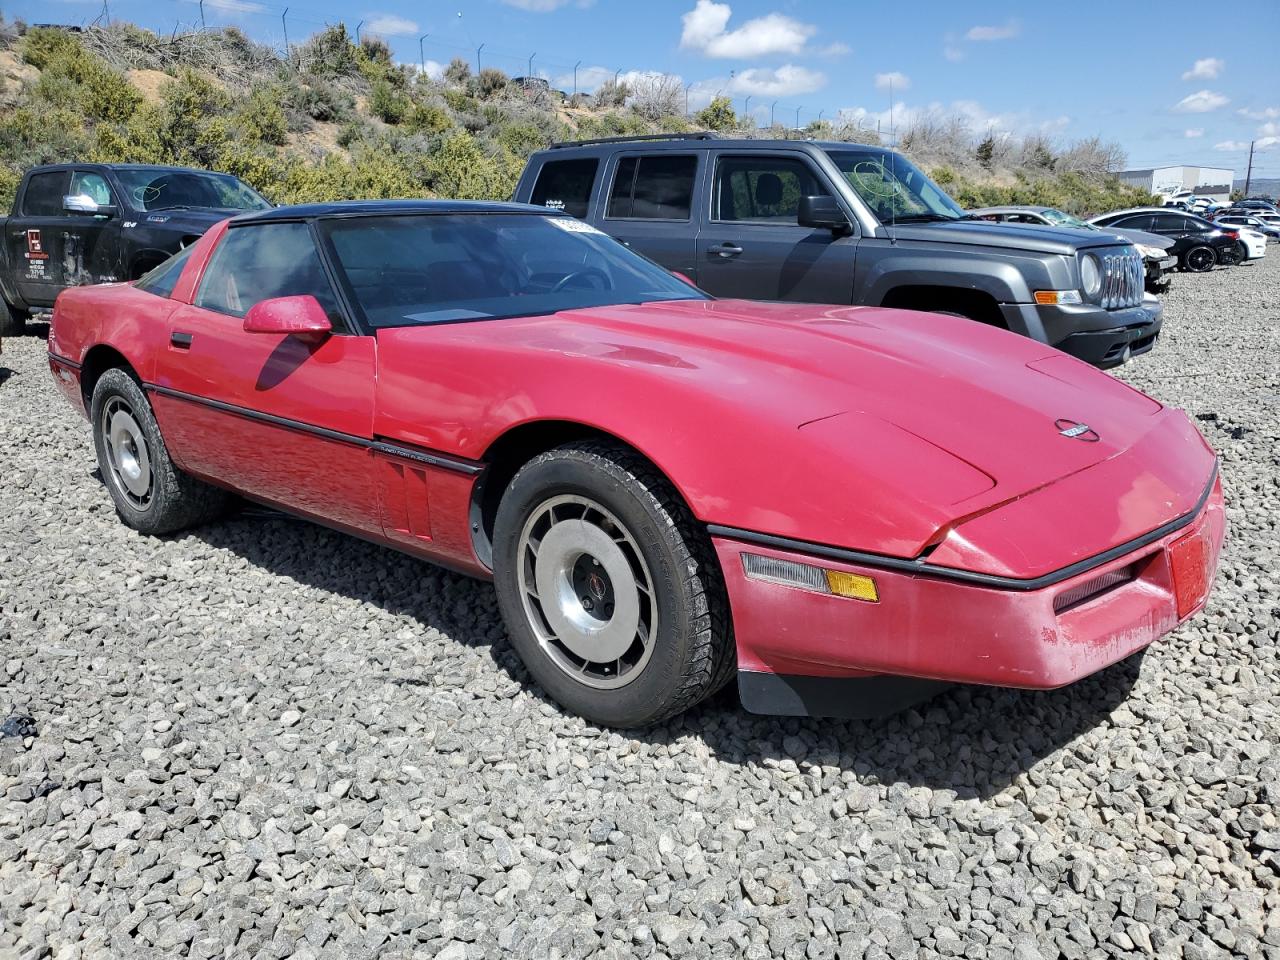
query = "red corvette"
xmin=47 ymin=201 xmax=1224 ymax=726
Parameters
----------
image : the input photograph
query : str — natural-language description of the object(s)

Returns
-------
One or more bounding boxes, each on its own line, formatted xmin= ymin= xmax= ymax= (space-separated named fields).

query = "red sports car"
xmin=47 ymin=201 xmax=1225 ymax=727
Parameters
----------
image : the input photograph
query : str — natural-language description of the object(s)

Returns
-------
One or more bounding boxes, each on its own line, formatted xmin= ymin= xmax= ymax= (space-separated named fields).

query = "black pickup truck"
xmin=1 ymin=163 xmax=271 ymax=335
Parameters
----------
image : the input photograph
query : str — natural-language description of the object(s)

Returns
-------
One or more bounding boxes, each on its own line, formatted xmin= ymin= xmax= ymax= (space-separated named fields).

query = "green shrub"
xmin=405 ymin=102 xmax=451 ymax=136
xmin=237 ymin=86 xmax=289 ymax=145
xmin=369 ymin=79 xmax=409 ymax=124
xmin=477 ymin=68 xmax=509 ymax=99
xmin=695 ymin=96 xmax=736 ymax=131
xmin=20 ymin=27 xmax=80 ymax=69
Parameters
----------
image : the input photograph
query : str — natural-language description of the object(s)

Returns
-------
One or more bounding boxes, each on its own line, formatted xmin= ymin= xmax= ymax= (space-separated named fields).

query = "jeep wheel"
xmin=492 ymin=441 xmax=734 ymax=727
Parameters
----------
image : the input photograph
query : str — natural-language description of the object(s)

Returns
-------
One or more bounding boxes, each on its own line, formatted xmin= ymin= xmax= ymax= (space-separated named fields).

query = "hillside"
xmin=0 ymin=18 xmax=1157 ymax=215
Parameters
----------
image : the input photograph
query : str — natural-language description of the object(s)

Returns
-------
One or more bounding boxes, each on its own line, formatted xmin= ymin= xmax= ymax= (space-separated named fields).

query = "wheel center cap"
xmin=587 ymin=571 xmax=608 ymax=601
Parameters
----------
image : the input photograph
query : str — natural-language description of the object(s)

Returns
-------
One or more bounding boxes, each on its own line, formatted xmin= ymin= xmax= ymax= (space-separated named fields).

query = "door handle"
xmin=708 ymin=242 xmax=743 ymax=259
xmin=170 ymin=331 xmax=194 ymax=349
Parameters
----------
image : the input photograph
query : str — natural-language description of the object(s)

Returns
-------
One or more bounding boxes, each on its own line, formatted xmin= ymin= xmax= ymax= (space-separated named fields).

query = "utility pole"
xmin=102 ymin=0 xmax=109 ymax=27
xmin=475 ymin=42 xmax=485 ymax=74
xmin=1244 ymin=140 xmax=1256 ymax=195
xmin=743 ymin=95 xmax=751 ymax=117
xmin=281 ymin=8 xmax=290 ymax=61
xmin=613 ymin=68 xmax=622 ymax=87
xmin=528 ymin=52 xmax=535 ymax=78
xmin=419 ymin=34 xmax=429 ymax=74
xmin=684 ymin=81 xmax=692 ymax=117
xmin=795 ymin=105 xmax=801 ymax=129
xmin=198 ymin=0 xmax=205 ymax=30
xmin=573 ymin=60 xmax=581 ymax=98
xmin=355 ymin=20 xmax=363 ymax=45
xmin=770 ymin=100 xmax=777 ymax=128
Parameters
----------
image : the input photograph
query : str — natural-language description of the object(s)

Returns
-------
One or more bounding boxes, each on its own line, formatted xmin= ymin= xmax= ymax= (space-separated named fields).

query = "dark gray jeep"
xmin=513 ymin=133 xmax=1161 ymax=368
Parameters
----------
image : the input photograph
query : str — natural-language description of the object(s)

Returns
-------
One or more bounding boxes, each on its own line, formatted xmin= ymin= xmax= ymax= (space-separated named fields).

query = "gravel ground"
xmin=1 ymin=255 xmax=1278 ymax=960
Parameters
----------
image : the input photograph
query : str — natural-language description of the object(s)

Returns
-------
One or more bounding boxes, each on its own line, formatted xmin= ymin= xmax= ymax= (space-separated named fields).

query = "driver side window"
xmin=196 ymin=223 xmax=344 ymax=327
xmin=70 ymin=171 xmax=113 ymax=207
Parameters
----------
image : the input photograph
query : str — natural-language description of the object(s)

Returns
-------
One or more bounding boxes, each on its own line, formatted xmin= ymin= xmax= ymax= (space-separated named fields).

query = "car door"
xmin=597 ymin=152 xmax=701 ymax=277
xmin=62 ymin=170 xmax=124 ymax=286
xmin=8 ymin=169 xmax=69 ymax=307
xmin=149 ymin=219 xmax=381 ymax=535
xmin=696 ymin=151 xmax=857 ymax=303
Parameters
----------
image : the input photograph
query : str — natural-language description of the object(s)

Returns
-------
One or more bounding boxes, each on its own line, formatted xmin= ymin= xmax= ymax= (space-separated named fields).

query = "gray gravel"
xmin=2 ymin=255 xmax=1278 ymax=960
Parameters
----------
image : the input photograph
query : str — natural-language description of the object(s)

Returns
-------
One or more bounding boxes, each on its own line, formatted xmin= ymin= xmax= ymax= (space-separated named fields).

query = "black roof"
xmin=232 ymin=199 xmax=553 ymax=223
xmin=541 ymin=133 xmax=893 ymax=157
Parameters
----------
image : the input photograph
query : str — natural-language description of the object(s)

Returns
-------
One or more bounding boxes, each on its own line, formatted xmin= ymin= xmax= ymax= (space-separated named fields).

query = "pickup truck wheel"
xmin=1 ymin=300 xmax=27 ymax=337
xmin=90 ymin=368 xmax=229 ymax=535
xmin=492 ymin=441 xmax=734 ymax=727
xmin=1182 ymin=245 xmax=1216 ymax=272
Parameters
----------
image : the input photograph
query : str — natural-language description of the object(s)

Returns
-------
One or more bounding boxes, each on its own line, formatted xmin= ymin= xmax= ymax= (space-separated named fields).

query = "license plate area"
xmin=1169 ymin=528 xmax=1211 ymax=619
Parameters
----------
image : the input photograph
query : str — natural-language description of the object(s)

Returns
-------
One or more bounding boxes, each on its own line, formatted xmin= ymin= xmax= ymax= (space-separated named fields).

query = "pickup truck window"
xmin=22 ymin=171 xmax=69 ymax=217
xmin=712 ymin=156 xmax=830 ymax=224
xmin=195 ymin=223 xmax=343 ymax=324
xmin=135 ymin=245 xmax=195 ymax=299
xmin=606 ymin=155 xmax=696 ymax=221
xmin=530 ymin=158 xmax=598 ymax=218
xmin=70 ymin=171 xmax=113 ymax=207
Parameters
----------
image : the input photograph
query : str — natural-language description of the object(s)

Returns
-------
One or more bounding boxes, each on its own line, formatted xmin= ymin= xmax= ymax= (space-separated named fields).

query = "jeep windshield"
xmin=320 ymin=213 xmax=707 ymax=328
xmin=824 ymin=149 xmax=967 ymax=223
xmin=114 ymin=168 xmax=271 ymax=213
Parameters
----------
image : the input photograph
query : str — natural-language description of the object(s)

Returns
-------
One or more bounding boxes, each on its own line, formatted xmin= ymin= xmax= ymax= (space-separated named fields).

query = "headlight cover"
xmin=1080 ymin=254 xmax=1102 ymax=296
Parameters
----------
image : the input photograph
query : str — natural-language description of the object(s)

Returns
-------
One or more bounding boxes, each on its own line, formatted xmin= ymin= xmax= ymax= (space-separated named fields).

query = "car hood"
xmin=872 ymin=218 xmax=1132 ymax=254
xmin=131 ymin=208 xmax=247 ymax=232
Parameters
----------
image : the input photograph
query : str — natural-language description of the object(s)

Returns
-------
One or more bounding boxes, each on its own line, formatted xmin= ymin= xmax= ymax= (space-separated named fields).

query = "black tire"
xmin=492 ymin=441 xmax=734 ymax=727
xmin=1182 ymin=245 xmax=1216 ymax=273
xmin=1 ymin=299 xmax=27 ymax=337
xmin=90 ymin=368 xmax=229 ymax=535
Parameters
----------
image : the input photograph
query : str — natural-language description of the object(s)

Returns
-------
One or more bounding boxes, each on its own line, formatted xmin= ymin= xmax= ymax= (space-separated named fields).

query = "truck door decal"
xmin=25 ymin=229 xmax=49 ymax=280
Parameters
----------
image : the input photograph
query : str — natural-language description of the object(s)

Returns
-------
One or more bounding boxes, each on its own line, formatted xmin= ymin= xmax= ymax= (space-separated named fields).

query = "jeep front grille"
xmin=1101 ymin=251 xmax=1143 ymax=310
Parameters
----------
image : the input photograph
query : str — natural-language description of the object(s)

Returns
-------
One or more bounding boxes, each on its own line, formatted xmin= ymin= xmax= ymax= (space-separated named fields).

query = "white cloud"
xmin=365 ymin=14 xmax=418 ymax=36
xmin=965 ymin=21 xmax=1019 ymax=41
xmin=554 ymin=64 xmax=616 ymax=93
xmin=726 ymin=65 xmax=826 ymax=97
xmin=943 ymin=44 xmax=965 ymax=62
xmin=818 ymin=42 xmax=851 ymax=57
xmin=196 ymin=0 xmax=265 ymax=13
xmin=402 ymin=59 xmax=445 ymax=79
xmin=1213 ymin=140 xmax=1248 ymax=151
xmin=1174 ymin=90 xmax=1229 ymax=113
xmin=874 ymin=71 xmax=909 ymax=91
xmin=1238 ymin=106 xmax=1280 ymax=120
xmin=1181 ymin=57 xmax=1223 ymax=80
xmin=680 ymin=0 xmax=815 ymax=58
xmin=1184 ymin=128 xmax=1204 ymax=138
xmin=1212 ymin=138 xmax=1278 ymax=150
xmin=835 ymin=99 xmax=1056 ymax=140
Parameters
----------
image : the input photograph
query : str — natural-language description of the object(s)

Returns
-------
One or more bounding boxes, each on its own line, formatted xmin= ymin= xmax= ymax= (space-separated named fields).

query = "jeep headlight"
xmin=1080 ymin=254 xmax=1102 ymax=296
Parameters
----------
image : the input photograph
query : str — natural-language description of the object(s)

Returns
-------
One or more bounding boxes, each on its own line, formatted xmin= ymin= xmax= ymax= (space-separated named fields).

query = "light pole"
xmin=795 ymin=105 xmax=801 ymax=129
xmin=355 ymin=19 xmax=363 ymax=45
xmin=743 ymin=95 xmax=751 ymax=117
xmin=573 ymin=60 xmax=581 ymax=98
xmin=475 ymin=42 xmax=485 ymax=74
xmin=684 ymin=81 xmax=692 ymax=117
xmin=281 ymin=8 xmax=290 ymax=59
xmin=528 ymin=52 xmax=535 ymax=78
xmin=770 ymin=100 xmax=777 ymax=128
xmin=419 ymin=34 xmax=428 ymax=75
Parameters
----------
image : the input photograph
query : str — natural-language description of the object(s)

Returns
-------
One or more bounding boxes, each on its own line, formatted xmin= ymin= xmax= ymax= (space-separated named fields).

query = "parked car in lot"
xmin=0 ymin=162 xmax=270 ymax=335
xmin=515 ymin=133 xmax=1161 ymax=369
xmin=47 ymin=200 xmax=1225 ymax=725
xmin=1211 ymin=211 xmax=1280 ymax=241
xmin=968 ymin=205 xmax=1178 ymax=292
xmin=1090 ymin=208 xmax=1243 ymax=272
xmin=1234 ymin=198 xmax=1278 ymax=215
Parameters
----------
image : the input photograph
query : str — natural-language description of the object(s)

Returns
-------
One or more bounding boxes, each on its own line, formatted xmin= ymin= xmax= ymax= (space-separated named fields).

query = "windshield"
xmin=1039 ymin=208 xmax=1097 ymax=230
xmin=321 ymin=213 xmax=707 ymax=329
xmin=113 ymin=168 xmax=271 ymax=213
xmin=824 ymin=148 xmax=966 ymax=223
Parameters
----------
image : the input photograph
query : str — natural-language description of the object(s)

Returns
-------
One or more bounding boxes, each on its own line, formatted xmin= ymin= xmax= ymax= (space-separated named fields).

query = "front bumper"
xmin=1002 ymin=297 xmax=1163 ymax=369
xmin=718 ymin=474 xmax=1225 ymax=719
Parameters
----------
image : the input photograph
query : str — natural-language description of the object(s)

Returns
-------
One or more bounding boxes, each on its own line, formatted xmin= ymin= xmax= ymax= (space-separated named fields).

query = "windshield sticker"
xmin=548 ymin=217 xmax=604 ymax=235
xmin=543 ymin=199 xmax=565 ymax=211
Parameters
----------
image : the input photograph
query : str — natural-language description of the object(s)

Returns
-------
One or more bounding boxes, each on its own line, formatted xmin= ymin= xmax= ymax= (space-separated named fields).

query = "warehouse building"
xmin=1118 ymin=165 xmax=1234 ymax=200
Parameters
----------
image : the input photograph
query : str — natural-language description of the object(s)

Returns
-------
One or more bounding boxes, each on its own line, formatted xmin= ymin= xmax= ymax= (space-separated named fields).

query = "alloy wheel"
xmin=100 ymin=396 xmax=153 ymax=510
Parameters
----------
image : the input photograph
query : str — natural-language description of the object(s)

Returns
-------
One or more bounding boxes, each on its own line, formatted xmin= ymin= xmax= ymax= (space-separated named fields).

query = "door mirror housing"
xmin=798 ymin=195 xmax=850 ymax=233
xmin=243 ymin=295 xmax=333 ymax=338
xmin=63 ymin=194 xmax=117 ymax=218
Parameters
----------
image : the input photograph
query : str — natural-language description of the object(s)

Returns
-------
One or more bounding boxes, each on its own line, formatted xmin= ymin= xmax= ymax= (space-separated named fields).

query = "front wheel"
xmin=1182 ymin=245 xmax=1216 ymax=272
xmin=492 ymin=442 xmax=734 ymax=727
xmin=1 ymin=299 xmax=27 ymax=337
xmin=90 ymin=368 xmax=229 ymax=535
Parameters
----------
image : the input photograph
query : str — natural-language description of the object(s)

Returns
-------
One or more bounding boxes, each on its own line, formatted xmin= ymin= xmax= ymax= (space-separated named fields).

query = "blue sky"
xmin=10 ymin=0 xmax=1280 ymax=179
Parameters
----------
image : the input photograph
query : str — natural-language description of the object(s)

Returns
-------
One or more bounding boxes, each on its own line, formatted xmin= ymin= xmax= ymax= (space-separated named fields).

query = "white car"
xmin=1237 ymin=228 xmax=1268 ymax=261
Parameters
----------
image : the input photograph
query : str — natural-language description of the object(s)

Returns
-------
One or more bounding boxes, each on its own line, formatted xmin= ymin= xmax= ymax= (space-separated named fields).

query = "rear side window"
xmin=135 ymin=244 xmax=194 ymax=299
xmin=1114 ymin=214 xmax=1154 ymax=229
xmin=22 ymin=171 xmax=69 ymax=216
xmin=196 ymin=222 xmax=343 ymax=324
xmin=530 ymin=158 xmax=598 ymax=219
xmin=607 ymin=155 xmax=697 ymax=220
xmin=1153 ymin=214 xmax=1190 ymax=231
xmin=712 ymin=155 xmax=830 ymax=224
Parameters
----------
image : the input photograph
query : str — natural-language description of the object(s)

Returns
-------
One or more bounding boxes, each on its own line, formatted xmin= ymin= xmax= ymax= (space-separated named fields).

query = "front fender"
xmin=858 ymin=240 xmax=1068 ymax=307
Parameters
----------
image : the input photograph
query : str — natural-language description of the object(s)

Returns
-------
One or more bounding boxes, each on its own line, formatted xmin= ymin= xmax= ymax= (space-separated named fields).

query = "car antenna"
xmin=886 ymin=76 xmax=897 ymax=245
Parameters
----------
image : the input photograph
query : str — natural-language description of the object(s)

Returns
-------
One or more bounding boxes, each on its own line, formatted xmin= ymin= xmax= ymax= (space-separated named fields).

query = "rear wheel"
xmin=1182 ymin=245 xmax=1216 ymax=272
xmin=1 ymin=299 xmax=27 ymax=337
xmin=90 ymin=368 xmax=229 ymax=535
xmin=492 ymin=441 xmax=734 ymax=727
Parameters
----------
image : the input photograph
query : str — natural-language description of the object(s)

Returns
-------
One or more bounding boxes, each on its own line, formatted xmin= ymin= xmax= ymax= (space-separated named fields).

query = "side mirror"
xmin=243 ymin=295 xmax=332 ymax=338
xmin=798 ymin=195 xmax=850 ymax=233
xmin=63 ymin=194 xmax=117 ymax=218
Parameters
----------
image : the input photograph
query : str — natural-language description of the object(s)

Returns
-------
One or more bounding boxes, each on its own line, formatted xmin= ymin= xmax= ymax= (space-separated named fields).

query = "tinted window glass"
xmin=1153 ymin=214 xmax=1191 ymax=231
xmin=1114 ymin=214 xmax=1154 ymax=229
xmin=22 ymin=171 xmax=69 ymax=216
xmin=196 ymin=223 xmax=341 ymax=322
xmin=69 ymin=171 xmax=113 ymax=206
xmin=713 ymin=156 xmax=829 ymax=223
xmin=322 ymin=214 xmax=705 ymax=329
xmin=135 ymin=244 xmax=194 ymax=299
xmin=530 ymin=158 xmax=598 ymax=219
xmin=606 ymin=155 xmax=696 ymax=220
